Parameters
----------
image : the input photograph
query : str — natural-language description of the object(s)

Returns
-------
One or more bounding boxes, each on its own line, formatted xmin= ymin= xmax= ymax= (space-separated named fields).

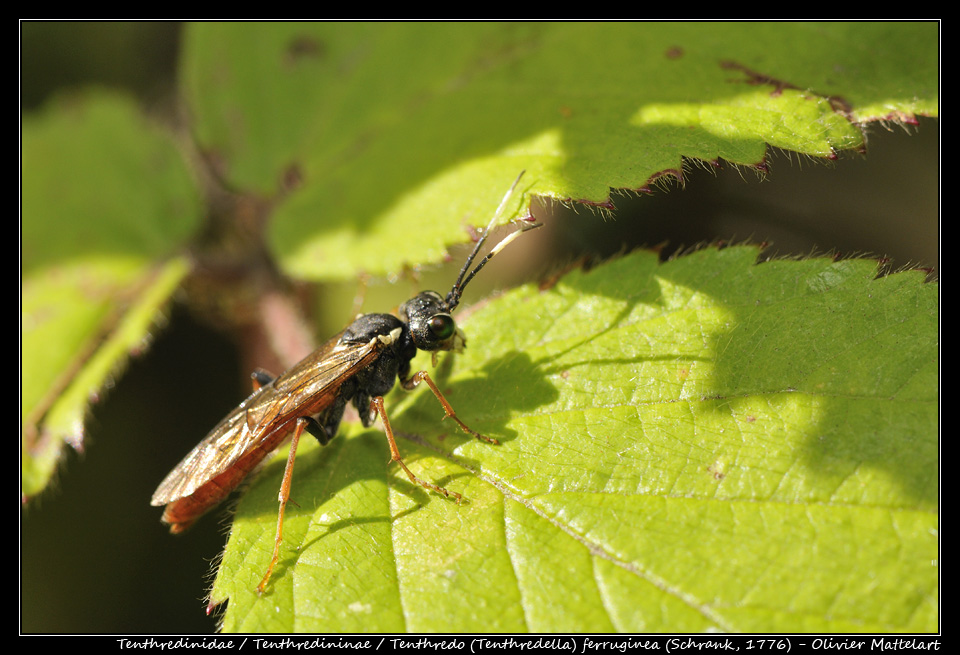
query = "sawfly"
xmin=151 ymin=172 xmax=538 ymax=594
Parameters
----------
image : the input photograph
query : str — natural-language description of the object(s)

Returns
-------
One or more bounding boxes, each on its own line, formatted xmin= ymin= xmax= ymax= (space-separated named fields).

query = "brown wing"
xmin=150 ymin=331 xmax=384 ymax=506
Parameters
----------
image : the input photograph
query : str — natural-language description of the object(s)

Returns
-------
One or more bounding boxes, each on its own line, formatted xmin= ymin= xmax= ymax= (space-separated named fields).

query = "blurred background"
xmin=20 ymin=22 xmax=938 ymax=633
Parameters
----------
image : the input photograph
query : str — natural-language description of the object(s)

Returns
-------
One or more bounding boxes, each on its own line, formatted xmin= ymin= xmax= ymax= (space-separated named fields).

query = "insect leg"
xmin=250 ymin=369 xmax=276 ymax=391
xmin=401 ymin=371 xmax=499 ymax=444
xmin=303 ymin=417 xmax=333 ymax=446
xmin=257 ymin=416 xmax=308 ymax=595
xmin=370 ymin=396 xmax=463 ymax=504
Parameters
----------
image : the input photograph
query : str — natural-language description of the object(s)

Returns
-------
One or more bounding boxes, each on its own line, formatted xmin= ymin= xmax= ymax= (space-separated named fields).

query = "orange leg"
xmin=371 ymin=396 xmax=463 ymax=504
xmin=257 ymin=417 xmax=307 ymax=595
xmin=401 ymin=370 xmax=499 ymax=445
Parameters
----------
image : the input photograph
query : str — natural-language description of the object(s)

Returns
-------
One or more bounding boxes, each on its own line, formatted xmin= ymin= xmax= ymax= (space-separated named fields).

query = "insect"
xmin=151 ymin=172 xmax=539 ymax=594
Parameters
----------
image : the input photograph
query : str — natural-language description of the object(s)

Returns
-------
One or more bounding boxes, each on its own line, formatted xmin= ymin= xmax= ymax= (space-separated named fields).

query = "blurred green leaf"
xmin=213 ymin=247 xmax=937 ymax=632
xmin=182 ymin=22 xmax=937 ymax=280
xmin=21 ymin=93 xmax=200 ymax=497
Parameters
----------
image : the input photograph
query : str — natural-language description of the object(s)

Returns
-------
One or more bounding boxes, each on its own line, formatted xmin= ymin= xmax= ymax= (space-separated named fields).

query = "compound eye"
xmin=428 ymin=314 xmax=456 ymax=340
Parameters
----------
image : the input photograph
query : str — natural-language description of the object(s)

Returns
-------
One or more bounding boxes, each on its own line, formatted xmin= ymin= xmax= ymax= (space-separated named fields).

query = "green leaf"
xmin=212 ymin=247 xmax=937 ymax=632
xmin=182 ymin=22 xmax=937 ymax=280
xmin=21 ymin=93 xmax=200 ymax=497
xmin=20 ymin=22 xmax=937 ymax=633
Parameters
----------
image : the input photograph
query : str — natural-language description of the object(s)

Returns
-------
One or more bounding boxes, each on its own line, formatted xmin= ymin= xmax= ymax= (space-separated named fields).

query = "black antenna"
xmin=445 ymin=171 xmax=539 ymax=311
